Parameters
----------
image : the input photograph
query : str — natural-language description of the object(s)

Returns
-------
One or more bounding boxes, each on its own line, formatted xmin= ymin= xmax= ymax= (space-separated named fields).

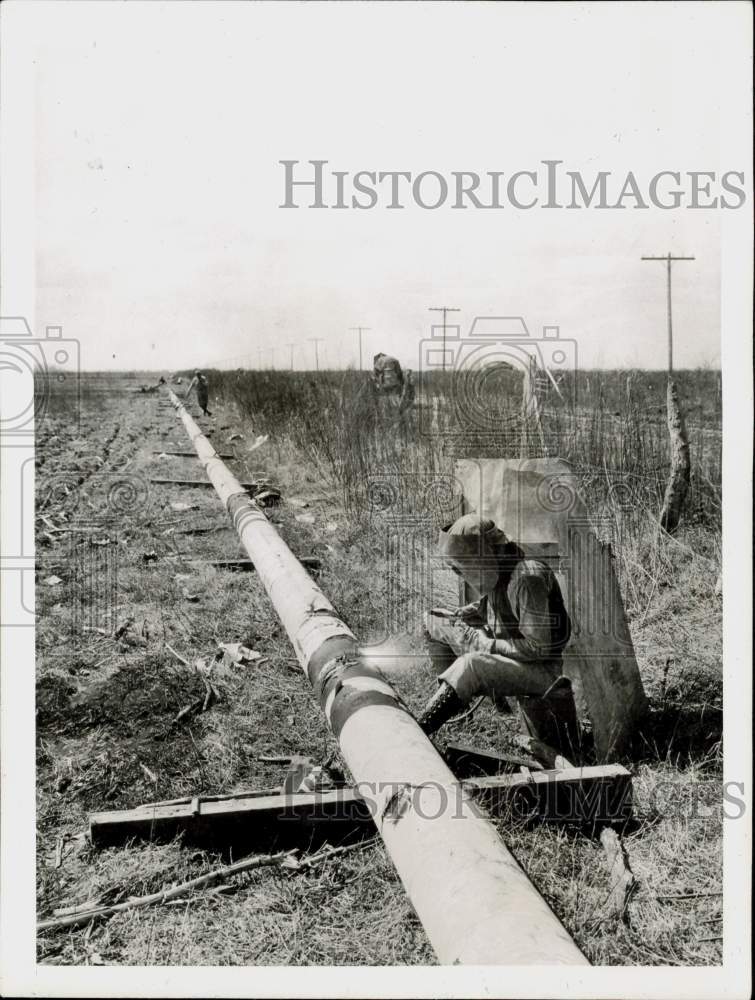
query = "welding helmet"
xmin=437 ymin=514 xmax=507 ymax=597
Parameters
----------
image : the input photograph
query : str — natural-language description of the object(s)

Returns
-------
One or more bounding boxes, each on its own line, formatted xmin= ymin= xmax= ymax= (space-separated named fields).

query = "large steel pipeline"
xmin=164 ymin=388 xmax=588 ymax=966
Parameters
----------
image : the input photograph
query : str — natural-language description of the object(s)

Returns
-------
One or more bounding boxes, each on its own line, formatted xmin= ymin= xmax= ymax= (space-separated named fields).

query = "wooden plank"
xmin=89 ymin=765 xmax=632 ymax=849
xmin=173 ymin=525 xmax=230 ymax=536
xmin=444 ymin=742 xmax=545 ymax=777
xmin=89 ymin=786 xmax=374 ymax=850
xmin=205 ymin=557 xmax=321 ymax=573
xmin=454 ymin=458 xmax=648 ymax=762
xmin=149 ymin=478 xmax=261 ymax=489
xmin=471 ymin=764 xmax=633 ymax=826
xmin=153 ymin=450 xmax=236 ymax=459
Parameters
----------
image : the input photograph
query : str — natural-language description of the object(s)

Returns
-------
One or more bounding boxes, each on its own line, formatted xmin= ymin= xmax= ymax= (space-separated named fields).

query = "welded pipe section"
xmin=165 ymin=388 xmax=588 ymax=966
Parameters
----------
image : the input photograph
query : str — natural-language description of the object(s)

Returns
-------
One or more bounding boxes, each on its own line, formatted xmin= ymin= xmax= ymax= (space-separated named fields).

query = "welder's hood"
xmin=437 ymin=515 xmax=507 ymax=597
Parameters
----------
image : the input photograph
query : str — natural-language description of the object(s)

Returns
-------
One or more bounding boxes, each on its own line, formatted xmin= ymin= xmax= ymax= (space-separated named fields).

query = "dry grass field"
xmin=35 ymin=368 xmax=723 ymax=966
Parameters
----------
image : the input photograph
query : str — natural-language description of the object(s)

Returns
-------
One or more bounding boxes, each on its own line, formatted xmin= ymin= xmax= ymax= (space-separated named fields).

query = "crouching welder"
xmin=417 ymin=514 xmax=574 ymax=745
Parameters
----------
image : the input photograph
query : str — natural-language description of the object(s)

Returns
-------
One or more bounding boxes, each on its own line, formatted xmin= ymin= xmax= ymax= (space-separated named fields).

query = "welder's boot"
xmin=416 ymin=681 xmax=465 ymax=736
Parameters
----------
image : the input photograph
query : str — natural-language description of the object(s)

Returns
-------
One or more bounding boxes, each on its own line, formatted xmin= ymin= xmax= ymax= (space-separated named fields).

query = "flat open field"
xmin=36 ymin=369 xmax=723 ymax=966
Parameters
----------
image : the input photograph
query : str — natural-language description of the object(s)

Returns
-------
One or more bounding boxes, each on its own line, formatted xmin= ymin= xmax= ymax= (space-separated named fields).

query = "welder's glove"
xmin=456 ymin=623 xmax=496 ymax=654
xmin=452 ymin=601 xmax=485 ymax=624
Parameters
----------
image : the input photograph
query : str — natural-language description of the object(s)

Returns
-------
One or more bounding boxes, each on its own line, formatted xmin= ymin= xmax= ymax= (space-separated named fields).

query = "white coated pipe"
xmin=165 ymin=388 xmax=588 ymax=966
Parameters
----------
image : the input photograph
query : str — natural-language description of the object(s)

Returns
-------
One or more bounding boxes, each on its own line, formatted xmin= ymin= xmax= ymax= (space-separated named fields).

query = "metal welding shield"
xmin=437 ymin=514 xmax=507 ymax=598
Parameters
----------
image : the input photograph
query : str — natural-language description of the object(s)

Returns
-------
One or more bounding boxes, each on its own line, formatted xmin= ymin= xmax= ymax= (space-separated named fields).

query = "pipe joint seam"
xmin=315 ymin=653 xmax=412 ymax=739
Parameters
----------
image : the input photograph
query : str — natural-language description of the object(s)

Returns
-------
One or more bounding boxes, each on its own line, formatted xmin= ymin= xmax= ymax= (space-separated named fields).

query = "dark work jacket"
xmin=476 ymin=555 xmax=572 ymax=662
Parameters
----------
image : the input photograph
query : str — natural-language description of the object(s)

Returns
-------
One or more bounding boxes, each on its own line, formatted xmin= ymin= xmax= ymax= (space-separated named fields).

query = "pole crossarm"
xmin=161 ymin=386 xmax=588 ymax=967
xmin=429 ymin=306 xmax=460 ymax=373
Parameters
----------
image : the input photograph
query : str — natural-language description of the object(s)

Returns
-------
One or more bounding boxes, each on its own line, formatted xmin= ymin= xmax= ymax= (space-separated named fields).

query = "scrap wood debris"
xmin=218 ymin=641 xmax=263 ymax=667
xmin=171 ymin=698 xmax=205 ymax=725
xmin=247 ymin=434 xmax=268 ymax=451
xmin=139 ymin=762 xmax=158 ymax=784
xmin=114 ymin=616 xmax=135 ymax=640
xmin=38 ymin=838 xmax=379 ymax=935
xmin=599 ymin=827 xmax=637 ymax=921
xmin=37 ymin=849 xmax=297 ymax=934
xmin=254 ymin=488 xmax=281 ymax=506
xmin=163 ymin=643 xmax=221 ymax=714
xmin=281 ymin=836 xmax=379 ymax=873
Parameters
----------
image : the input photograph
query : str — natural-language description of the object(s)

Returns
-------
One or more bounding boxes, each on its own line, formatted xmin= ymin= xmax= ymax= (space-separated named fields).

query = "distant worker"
xmin=186 ymin=369 xmax=211 ymax=416
xmin=372 ymin=352 xmax=404 ymax=393
xmin=417 ymin=515 xmax=573 ymax=751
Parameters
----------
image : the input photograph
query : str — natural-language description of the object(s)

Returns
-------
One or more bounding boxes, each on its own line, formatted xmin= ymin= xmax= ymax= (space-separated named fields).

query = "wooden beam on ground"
xmin=203 ymin=557 xmax=321 ymax=573
xmin=90 ymin=786 xmax=373 ymax=850
xmin=89 ymin=765 xmax=632 ymax=850
xmin=471 ymin=764 xmax=632 ymax=826
xmin=153 ymin=450 xmax=236 ymax=459
xmin=444 ymin=742 xmax=545 ymax=777
xmin=173 ymin=525 xmax=230 ymax=536
xmin=149 ymin=477 xmax=262 ymax=490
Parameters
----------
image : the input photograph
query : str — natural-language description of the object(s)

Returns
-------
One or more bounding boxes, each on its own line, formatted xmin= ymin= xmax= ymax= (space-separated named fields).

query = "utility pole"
xmin=349 ymin=326 xmax=371 ymax=370
xmin=270 ymin=348 xmax=275 ymax=370
xmin=308 ymin=337 xmax=324 ymax=372
xmin=640 ymin=251 xmax=695 ymax=534
xmin=641 ymin=253 xmax=695 ymax=373
xmin=257 ymin=346 xmax=263 ymax=370
xmin=429 ymin=306 xmax=460 ymax=372
xmin=286 ymin=343 xmax=296 ymax=371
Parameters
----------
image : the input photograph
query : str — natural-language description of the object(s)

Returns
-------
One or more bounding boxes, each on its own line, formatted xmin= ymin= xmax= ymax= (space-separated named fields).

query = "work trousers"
xmin=423 ymin=611 xmax=560 ymax=707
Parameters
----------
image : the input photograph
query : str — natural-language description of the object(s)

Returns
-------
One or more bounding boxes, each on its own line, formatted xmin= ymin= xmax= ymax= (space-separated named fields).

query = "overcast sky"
xmin=26 ymin=2 xmax=747 ymax=371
